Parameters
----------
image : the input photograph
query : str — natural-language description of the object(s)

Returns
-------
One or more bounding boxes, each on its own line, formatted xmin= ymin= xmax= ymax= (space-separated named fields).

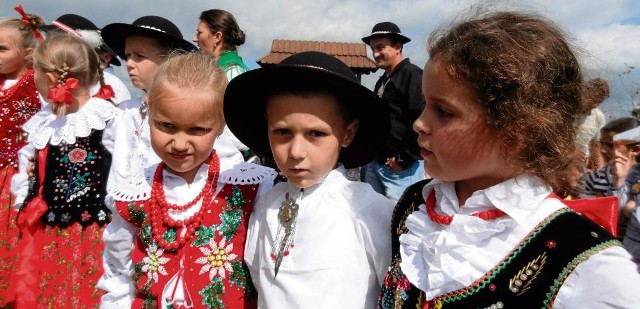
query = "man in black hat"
xmin=362 ymin=21 xmax=426 ymax=202
xmin=41 ymin=14 xmax=131 ymax=104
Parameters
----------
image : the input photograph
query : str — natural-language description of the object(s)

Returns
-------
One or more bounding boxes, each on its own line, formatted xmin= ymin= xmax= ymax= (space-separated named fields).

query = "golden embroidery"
xmin=509 ymin=251 xmax=547 ymax=295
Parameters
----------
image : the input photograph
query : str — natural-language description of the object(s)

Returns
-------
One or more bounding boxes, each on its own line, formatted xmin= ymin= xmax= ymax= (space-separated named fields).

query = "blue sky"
xmin=2 ymin=0 xmax=639 ymax=119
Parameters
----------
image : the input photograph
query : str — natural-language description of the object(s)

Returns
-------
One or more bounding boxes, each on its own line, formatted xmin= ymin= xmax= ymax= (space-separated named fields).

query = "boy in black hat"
xmin=41 ymin=13 xmax=131 ymax=104
xmin=362 ymin=21 xmax=426 ymax=203
xmin=225 ymin=51 xmax=394 ymax=308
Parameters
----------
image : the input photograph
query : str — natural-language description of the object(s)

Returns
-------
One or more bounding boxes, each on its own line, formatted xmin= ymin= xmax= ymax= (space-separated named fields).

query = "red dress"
xmin=0 ymin=69 xmax=40 ymax=305
xmin=116 ymin=179 xmax=260 ymax=309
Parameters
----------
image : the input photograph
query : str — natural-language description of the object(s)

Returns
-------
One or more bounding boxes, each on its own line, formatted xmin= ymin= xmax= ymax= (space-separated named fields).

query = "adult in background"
xmin=40 ymin=14 xmax=131 ymax=105
xmin=576 ymin=77 xmax=609 ymax=171
xmin=194 ymin=9 xmax=256 ymax=162
xmin=362 ymin=22 xmax=425 ymax=202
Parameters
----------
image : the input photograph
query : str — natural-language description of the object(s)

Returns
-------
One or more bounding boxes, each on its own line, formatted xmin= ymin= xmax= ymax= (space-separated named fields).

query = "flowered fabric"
xmin=0 ymin=69 xmax=47 ymax=305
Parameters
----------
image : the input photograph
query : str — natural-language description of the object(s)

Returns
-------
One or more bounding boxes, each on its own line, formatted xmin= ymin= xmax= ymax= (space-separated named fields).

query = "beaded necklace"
xmin=0 ymin=69 xmax=34 ymax=101
xmin=426 ymin=190 xmax=506 ymax=225
xmin=149 ymin=154 xmax=220 ymax=251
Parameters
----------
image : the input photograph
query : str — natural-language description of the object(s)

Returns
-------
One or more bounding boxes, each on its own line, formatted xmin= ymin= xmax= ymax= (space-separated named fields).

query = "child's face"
xmin=599 ymin=130 xmax=617 ymax=163
xmin=124 ymin=35 xmax=165 ymax=92
xmin=414 ymin=59 xmax=514 ymax=192
xmin=0 ymin=27 xmax=29 ymax=80
xmin=149 ymin=87 xmax=220 ymax=183
xmin=266 ymin=93 xmax=358 ymax=189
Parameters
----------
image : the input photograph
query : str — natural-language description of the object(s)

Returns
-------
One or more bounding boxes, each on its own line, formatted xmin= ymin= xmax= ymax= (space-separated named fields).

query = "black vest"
xmin=26 ymin=130 xmax=112 ymax=227
xmin=378 ymin=180 xmax=620 ymax=308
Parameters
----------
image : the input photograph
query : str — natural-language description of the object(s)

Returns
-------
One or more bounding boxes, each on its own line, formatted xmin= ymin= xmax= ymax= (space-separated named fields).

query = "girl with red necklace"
xmin=0 ymin=7 xmax=44 ymax=306
xmin=99 ymin=52 xmax=275 ymax=308
xmin=378 ymin=10 xmax=640 ymax=309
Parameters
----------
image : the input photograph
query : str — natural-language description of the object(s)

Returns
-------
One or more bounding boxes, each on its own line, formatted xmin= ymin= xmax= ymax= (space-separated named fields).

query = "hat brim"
xmin=101 ymin=23 xmax=197 ymax=60
xmin=224 ymin=65 xmax=390 ymax=169
xmin=362 ymin=33 xmax=411 ymax=45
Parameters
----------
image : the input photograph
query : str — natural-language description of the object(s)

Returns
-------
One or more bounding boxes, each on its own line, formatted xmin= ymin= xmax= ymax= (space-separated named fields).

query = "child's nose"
xmin=172 ymin=134 xmax=189 ymax=152
xmin=288 ymin=136 xmax=306 ymax=159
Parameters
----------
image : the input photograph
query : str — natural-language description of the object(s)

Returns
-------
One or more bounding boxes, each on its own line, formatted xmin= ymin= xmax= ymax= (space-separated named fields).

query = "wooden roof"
xmin=257 ymin=39 xmax=378 ymax=76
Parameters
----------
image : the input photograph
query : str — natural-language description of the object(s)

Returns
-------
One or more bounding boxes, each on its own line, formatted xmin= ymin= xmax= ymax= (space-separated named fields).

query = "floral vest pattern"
xmin=0 ymin=69 xmax=41 ymax=169
xmin=378 ymin=180 xmax=620 ymax=309
xmin=116 ymin=182 xmax=259 ymax=309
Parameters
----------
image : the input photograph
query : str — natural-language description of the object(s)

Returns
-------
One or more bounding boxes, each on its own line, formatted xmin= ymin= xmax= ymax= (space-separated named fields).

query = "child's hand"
xmin=26 ymin=156 xmax=36 ymax=178
xmin=610 ymin=143 xmax=635 ymax=188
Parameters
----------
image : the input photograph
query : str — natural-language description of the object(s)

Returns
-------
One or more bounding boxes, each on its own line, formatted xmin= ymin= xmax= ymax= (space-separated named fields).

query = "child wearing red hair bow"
xmin=7 ymin=33 xmax=119 ymax=308
xmin=0 ymin=7 xmax=44 ymax=306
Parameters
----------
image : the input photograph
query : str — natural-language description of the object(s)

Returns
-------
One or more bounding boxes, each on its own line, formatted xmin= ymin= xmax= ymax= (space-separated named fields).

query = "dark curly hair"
xmin=427 ymin=11 xmax=584 ymax=192
xmin=199 ymin=9 xmax=245 ymax=52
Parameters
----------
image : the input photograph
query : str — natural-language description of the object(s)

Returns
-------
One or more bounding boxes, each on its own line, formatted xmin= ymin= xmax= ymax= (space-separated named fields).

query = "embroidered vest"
xmin=378 ymin=180 xmax=621 ymax=309
xmin=35 ymin=129 xmax=112 ymax=227
xmin=0 ymin=70 xmax=41 ymax=169
xmin=116 ymin=183 xmax=259 ymax=309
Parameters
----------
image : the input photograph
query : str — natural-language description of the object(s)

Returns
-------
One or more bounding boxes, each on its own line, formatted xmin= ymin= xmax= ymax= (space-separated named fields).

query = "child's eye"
xmin=435 ymin=106 xmax=453 ymax=118
xmin=190 ymin=127 xmax=212 ymax=135
xmin=155 ymin=121 xmax=174 ymax=130
xmin=309 ymin=130 xmax=328 ymax=138
xmin=272 ymin=128 xmax=291 ymax=136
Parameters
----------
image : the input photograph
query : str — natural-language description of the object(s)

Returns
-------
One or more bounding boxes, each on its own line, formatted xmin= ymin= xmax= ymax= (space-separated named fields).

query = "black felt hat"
xmin=101 ymin=16 xmax=197 ymax=60
xmin=224 ymin=51 xmax=390 ymax=169
xmin=361 ymin=21 xmax=411 ymax=45
xmin=40 ymin=14 xmax=122 ymax=66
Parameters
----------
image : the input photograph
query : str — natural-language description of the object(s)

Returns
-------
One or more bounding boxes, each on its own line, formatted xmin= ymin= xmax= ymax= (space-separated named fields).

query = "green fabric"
xmin=217 ymin=50 xmax=249 ymax=73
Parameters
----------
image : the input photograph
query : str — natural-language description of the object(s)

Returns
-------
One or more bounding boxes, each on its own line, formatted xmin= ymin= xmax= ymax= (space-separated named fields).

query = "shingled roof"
xmin=257 ymin=39 xmax=378 ymax=80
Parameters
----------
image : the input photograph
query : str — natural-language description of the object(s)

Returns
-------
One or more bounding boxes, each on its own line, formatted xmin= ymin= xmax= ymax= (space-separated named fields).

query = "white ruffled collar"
xmin=23 ymin=98 xmax=117 ymax=149
xmin=398 ymin=174 xmax=559 ymax=298
xmin=110 ymin=157 xmax=277 ymax=202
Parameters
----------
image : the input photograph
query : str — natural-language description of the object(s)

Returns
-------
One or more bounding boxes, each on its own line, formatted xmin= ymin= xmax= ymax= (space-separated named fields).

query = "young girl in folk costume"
xmin=100 ymin=16 xmax=242 ymax=204
xmin=378 ymin=10 xmax=640 ymax=309
xmin=7 ymin=33 xmax=119 ymax=308
xmin=0 ymin=6 xmax=44 ymax=305
xmin=100 ymin=52 xmax=275 ymax=308
xmin=225 ymin=51 xmax=395 ymax=308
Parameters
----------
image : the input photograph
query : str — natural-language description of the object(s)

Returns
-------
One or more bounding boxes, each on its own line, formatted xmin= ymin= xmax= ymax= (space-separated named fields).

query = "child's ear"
xmin=24 ymin=47 xmax=34 ymax=62
xmin=341 ymin=119 xmax=360 ymax=147
xmin=45 ymin=72 xmax=58 ymax=88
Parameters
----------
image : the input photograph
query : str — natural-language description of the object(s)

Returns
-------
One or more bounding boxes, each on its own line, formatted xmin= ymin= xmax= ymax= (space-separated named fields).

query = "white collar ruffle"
xmin=23 ymin=98 xmax=117 ymax=149
xmin=398 ymin=175 xmax=560 ymax=298
xmin=110 ymin=159 xmax=277 ymax=202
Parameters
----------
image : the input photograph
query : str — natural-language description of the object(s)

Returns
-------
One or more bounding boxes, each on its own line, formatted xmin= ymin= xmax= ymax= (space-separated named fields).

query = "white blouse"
xmin=400 ymin=175 xmax=640 ymax=308
xmin=11 ymin=97 xmax=119 ymax=205
xmin=106 ymin=97 xmax=244 ymax=201
xmin=244 ymin=166 xmax=395 ymax=309
xmin=99 ymin=159 xmax=276 ymax=308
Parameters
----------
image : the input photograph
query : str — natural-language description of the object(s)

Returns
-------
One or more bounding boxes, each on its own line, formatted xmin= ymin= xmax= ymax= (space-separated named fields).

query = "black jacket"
xmin=373 ymin=58 xmax=425 ymax=168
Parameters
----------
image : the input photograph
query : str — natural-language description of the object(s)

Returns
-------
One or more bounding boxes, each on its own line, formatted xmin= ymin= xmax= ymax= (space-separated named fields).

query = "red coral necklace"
xmin=149 ymin=153 xmax=220 ymax=250
xmin=425 ymin=190 xmax=506 ymax=225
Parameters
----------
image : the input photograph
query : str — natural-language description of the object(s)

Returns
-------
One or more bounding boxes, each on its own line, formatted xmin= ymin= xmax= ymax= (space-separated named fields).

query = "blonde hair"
xmin=147 ymin=52 xmax=227 ymax=136
xmin=0 ymin=14 xmax=45 ymax=63
xmin=33 ymin=33 xmax=102 ymax=117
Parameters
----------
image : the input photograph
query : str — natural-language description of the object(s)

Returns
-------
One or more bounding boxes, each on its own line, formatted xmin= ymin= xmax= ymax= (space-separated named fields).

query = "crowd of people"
xmin=1 ymin=3 xmax=640 ymax=309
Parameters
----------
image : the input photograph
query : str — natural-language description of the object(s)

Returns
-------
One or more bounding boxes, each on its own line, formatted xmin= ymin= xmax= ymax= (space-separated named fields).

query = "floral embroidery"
xmin=68 ymin=148 xmax=87 ymax=163
xmin=141 ymin=244 xmax=169 ymax=283
xmin=195 ymin=237 xmax=237 ymax=280
xmin=199 ymin=277 xmax=225 ymax=309
xmin=97 ymin=210 xmax=107 ymax=221
xmin=81 ymin=210 xmax=91 ymax=221
xmin=219 ymin=187 xmax=246 ymax=239
xmin=193 ymin=225 xmax=216 ymax=247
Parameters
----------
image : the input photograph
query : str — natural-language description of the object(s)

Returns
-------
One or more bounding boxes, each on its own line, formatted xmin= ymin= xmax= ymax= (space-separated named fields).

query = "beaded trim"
xmin=543 ymin=239 xmax=621 ymax=308
xmin=432 ymin=208 xmax=572 ymax=305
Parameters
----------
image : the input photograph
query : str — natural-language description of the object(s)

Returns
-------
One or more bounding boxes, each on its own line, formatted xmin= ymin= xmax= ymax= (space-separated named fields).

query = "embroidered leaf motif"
xmin=229 ymin=260 xmax=250 ymax=290
xmin=128 ymin=202 xmax=146 ymax=223
xmin=224 ymin=186 xmax=246 ymax=210
xmin=140 ymin=225 xmax=152 ymax=246
xmin=219 ymin=209 xmax=242 ymax=240
xmin=509 ymin=251 xmax=547 ymax=295
xmin=193 ymin=225 xmax=216 ymax=247
xmin=162 ymin=229 xmax=177 ymax=243
xmin=199 ymin=277 xmax=225 ymax=308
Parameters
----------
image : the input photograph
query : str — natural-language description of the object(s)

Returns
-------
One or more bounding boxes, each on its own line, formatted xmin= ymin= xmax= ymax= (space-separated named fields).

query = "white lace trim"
xmin=111 ymin=161 xmax=276 ymax=202
xmin=23 ymin=98 xmax=117 ymax=149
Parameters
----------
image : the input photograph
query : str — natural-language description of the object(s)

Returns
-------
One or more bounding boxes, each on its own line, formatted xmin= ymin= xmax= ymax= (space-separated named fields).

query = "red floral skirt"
xmin=8 ymin=222 xmax=105 ymax=308
xmin=0 ymin=166 xmax=19 ymax=305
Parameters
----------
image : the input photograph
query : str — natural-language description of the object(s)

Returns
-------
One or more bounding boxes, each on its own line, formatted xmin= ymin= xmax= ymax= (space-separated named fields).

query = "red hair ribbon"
xmin=47 ymin=78 xmax=79 ymax=106
xmin=14 ymin=5 xmax=44 ymax=42
xmin=94 ymin=84 xmax=115 ymax=100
